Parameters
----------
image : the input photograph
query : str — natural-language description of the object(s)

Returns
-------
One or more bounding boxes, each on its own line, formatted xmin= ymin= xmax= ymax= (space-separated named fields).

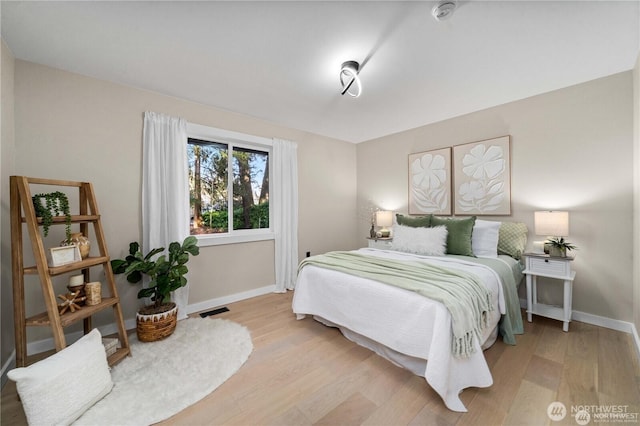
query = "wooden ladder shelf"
xmin=10 ymin=176 xmax=130 ymax=367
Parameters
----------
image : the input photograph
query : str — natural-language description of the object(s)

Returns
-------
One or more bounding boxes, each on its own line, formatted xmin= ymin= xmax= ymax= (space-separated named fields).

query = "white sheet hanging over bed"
xmin=292 ymin=248 xmax=514 ymax=412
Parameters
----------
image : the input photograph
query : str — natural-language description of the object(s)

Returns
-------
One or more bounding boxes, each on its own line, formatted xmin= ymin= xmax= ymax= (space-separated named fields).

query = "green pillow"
xmin=497 ymin=222 xmax=528 ymax=260
xmin=396 ymin=214 xmax=431 ymax=228
xmin=430 ymin=216 xmax=476 ymax=256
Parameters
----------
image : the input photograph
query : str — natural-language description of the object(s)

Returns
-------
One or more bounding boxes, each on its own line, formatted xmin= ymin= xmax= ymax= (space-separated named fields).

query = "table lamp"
xmin=534 ymin=211 xmax=569 ymax=253
xmin=376 ymin=211 xmax=393 ymax=238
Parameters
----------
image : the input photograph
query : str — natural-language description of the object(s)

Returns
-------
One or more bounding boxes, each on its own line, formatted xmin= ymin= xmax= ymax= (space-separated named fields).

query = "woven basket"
xmin=136 ymin=303 xmax=178 ymax=342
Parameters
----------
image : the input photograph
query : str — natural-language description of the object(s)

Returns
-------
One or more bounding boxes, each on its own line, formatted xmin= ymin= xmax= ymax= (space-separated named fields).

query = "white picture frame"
xmin=49 ymin=245 xmax=81 ymax=267
xmin=408 ymin=147 xmax=452 ymax=215
xmin=453 ymin=135 xmax=511 ymax=215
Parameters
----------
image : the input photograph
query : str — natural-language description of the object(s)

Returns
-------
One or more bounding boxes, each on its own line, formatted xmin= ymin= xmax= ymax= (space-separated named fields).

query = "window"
xmin=187 ymin=123 xmax=273 ymax=246
xmin=231 ymin=147 xmax=269 ymax=230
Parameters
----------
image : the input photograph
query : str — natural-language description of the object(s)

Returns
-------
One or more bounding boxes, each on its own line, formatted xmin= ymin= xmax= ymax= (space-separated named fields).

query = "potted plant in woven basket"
xmin=111 ymin=236 xmax=199 ymax=342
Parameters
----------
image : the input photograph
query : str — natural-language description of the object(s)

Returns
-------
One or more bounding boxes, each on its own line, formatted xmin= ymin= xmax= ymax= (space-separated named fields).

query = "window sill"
xmin=194 ymin=232 xmax=275 ymax=247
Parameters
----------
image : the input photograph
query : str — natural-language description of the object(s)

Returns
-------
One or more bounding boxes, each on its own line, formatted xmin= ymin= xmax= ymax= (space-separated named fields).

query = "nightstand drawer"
xmin=527 ymin=257 xmax=571 ymax=277
xmin=367 ymin=238 xmax=393 ymax=249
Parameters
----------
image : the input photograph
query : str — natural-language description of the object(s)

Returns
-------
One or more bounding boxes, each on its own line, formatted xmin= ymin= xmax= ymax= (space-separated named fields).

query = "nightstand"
xmin=367 ymin=237 xmax=393 ymax=249
xmin=523 ymin=253 xmax=576 ymax=332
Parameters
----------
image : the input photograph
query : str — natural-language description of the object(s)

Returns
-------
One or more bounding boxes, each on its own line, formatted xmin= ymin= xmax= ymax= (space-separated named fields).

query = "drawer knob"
xmin=545 ymin=259 xmax=549 ymax=263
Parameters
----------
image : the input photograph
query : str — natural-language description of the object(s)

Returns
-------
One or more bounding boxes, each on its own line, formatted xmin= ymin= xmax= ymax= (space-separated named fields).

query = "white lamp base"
xmin=532 ymin=241 xmax=546 ymax=254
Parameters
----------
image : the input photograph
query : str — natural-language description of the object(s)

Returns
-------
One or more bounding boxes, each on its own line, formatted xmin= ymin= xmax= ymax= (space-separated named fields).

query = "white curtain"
xmin=272 ymin=138 xmax=299 ymax=292
xmin=142 ymin=111 xmax=190 ymax=319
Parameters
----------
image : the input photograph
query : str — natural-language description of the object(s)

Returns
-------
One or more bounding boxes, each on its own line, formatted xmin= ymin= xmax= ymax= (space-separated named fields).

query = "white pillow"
xmin=391 ymin=224 xmax=448 ymax=256
xmin=472 ymin=219 xmax=501 ymax=258
xmin=8 ymin=329 xmax=113 ymax=426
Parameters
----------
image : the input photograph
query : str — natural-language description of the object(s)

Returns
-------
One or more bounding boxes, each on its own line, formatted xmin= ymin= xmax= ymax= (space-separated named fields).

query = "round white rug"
xmin=74 ymin=317 xmax=253 ymax=425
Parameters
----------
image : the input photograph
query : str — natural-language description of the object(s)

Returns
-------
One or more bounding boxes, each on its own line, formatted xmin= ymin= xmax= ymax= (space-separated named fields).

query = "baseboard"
xmin=1 ymin=350 xmax=16 ymax=389
xmin=7 ymin=291 xmax=638 ymax=384
xmin=519 ymin=297 xmax=640 ymax=358
xmin=24 ymin=285 xmax=276 ymax=356
xmin=571 ymin=310 xmax=637 ymax=333
xmin=25 ymin=317 xmax=137 ymax=356
xmin=570 ymin=312 xmax=640 ymax=361
xmin=186 ymin=284 xmax=276 ymax=316
xmin=631 ymin=323 xmax=640 ymax=361
xmin=17 ymin=291 xmax=635 ymax=358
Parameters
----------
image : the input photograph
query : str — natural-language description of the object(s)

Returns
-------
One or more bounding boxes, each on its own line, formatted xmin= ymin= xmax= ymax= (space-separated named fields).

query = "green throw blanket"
xmin=447 ymin=255 xmax=524 ymax=345
xmin=298 ymin=251 xmax=494 ymax=358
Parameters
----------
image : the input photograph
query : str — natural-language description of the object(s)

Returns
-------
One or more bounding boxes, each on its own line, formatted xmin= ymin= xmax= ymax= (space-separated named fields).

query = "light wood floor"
xmin=2 ymin=292 xmax=639 ymax=425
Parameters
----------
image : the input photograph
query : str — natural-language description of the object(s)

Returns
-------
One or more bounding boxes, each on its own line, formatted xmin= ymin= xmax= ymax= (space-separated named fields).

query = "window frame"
xmin=187 ymin=122 xmax=274 ymax=247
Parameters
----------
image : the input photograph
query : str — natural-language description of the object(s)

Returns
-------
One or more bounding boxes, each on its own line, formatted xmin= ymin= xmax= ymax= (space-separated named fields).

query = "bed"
xmin=291 ymin=217 xmax=526 ymax=412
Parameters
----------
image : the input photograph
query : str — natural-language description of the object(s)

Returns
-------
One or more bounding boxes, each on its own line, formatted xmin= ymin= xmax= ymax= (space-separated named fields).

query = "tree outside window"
xmin=188 ymin=138 xmax=269 ymax=235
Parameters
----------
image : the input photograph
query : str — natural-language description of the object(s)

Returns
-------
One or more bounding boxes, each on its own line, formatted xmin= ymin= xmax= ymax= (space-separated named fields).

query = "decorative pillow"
xmin=472 ymin=220 xmax=501 ymax=258
xmin=396 ymin=213 xmax=431 ymax=228
xmin=430 ymin=216 xmax=477 ymax=256
xmin=391 ymin=224 xmax=447 ymax=256
xmin=497 ymin=222 xmax=529 ymax=260
xmin=8 ymin=329 xmax=113 ymax=426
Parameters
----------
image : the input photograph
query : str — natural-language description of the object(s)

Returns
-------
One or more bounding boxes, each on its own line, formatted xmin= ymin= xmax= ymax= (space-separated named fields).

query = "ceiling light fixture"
xmin=432 ymin=0 xmax=457 ymax=21
xmin=340 ymin=60 xmax=362 ymax=98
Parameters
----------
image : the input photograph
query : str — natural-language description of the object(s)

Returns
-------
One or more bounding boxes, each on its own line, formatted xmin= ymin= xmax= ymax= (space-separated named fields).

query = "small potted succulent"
xmin=111 ymin=236 xmax=200 ymax=341
xmin=546 ymin=237 xmax=577 ymax=258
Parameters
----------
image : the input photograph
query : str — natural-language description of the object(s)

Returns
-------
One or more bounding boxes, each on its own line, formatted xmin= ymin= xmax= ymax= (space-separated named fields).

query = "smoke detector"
xmin=432 ymin=1 xmax=457 ymax=21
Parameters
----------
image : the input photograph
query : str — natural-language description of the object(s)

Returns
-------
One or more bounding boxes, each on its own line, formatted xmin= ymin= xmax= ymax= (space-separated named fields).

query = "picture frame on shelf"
xmin=49 ymin=244 xmax=81 ymax=267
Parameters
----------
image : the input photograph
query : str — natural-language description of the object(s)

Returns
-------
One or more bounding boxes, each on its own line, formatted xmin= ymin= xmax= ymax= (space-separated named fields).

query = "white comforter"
xmin=292 ymin=248 xmax=507 ymax=412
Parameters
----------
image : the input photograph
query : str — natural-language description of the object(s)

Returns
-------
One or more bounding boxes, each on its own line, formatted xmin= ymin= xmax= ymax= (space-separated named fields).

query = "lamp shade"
xmin=375 ymin=210 xmax=393 ymax=228
xmin=534 ymin=211 xmax=569 ymax=237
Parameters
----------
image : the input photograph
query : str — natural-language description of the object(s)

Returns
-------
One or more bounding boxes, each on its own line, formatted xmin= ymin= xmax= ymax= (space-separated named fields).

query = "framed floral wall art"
xmin=453 ymin=136 xmax=511 ymax=215
xmin=408 ymin=147 xmax=452 ymax=215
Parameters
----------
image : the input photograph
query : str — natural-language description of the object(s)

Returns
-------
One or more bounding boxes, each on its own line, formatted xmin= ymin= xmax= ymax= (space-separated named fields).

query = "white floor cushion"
xmin=8 ymin=328 xmax=113 ymax=426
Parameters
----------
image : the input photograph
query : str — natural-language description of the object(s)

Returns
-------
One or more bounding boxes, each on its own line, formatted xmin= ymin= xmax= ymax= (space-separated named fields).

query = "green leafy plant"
xmin=111 ymin=236 xmax=200 ymax=308
xmin=32 ymin=191 xmax=71 ymax=240
xmin=546 ymin=237 xmax=577 ymax=251
xmin=546 ymin=237 xmax=577 ymax=256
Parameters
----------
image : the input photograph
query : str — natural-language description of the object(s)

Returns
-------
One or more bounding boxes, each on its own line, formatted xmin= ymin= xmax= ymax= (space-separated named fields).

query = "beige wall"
xmin=1 ymin=41 xmax=16 ymax=371
xmin=4 ymin=55 xmax=637 ymax=353
xmin=10 ymin=59 xmax=359 ymax=343
xmin=357 ymin=72 xmax=634 ymax=322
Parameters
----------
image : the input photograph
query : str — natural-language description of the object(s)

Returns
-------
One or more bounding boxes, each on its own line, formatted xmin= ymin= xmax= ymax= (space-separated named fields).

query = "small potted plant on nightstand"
xmin=546 ymin=237 xmax=577 ymax=258
xmin=111 ymin=236 xmax=199 ymax=342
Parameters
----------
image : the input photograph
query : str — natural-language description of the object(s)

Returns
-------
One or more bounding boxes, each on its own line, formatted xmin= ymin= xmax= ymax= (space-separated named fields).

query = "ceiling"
xmin=2 ymin=1 xmax=639 ymax=143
